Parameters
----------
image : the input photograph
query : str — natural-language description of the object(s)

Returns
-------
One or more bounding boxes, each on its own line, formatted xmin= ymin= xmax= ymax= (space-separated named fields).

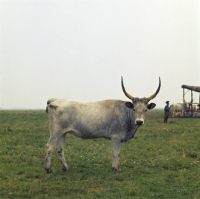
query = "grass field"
xmin=0 ymin=110 xmax=199 ymax=198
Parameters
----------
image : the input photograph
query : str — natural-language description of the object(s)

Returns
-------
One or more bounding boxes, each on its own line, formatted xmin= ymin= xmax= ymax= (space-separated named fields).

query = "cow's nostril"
xmin=136 ymin=120 xmax=143 ymax=125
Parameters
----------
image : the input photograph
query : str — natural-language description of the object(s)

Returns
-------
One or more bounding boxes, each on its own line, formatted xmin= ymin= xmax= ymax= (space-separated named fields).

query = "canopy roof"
xmin=181 ymin=85 xmax=200 ymax=93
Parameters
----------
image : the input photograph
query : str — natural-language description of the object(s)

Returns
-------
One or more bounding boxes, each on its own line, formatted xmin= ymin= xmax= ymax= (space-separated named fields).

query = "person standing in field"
xmin=164 ymin=101 xmax=170 ymax=123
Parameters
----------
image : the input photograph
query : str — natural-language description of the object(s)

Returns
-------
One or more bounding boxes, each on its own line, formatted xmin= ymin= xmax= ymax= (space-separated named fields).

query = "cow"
xmin=185 ymin=103 xmax=196 ymax=117
xmin=170 ymin=102 xmax=196 ymax=117
xmin=170 ymin=103 xmax=185 ymax=117
xmin=45 ymin=77 xmax=161 ymax=173
xmin=192 ymin=112 xmax=200 ymax=117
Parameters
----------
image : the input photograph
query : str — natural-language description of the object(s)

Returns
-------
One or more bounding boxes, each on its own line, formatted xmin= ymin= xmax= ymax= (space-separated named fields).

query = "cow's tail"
xmin=46 ymin=98 xmax=57 ymax=113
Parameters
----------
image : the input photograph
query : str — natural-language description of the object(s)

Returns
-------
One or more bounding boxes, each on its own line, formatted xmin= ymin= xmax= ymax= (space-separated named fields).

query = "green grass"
xmin=0 ymin=110 xmax=199 ymax=198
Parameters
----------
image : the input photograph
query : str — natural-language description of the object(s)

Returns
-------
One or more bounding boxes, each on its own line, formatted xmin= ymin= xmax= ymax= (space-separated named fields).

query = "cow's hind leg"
xmin=56 ymin=133 xmax=68 ymax=171
xmin=111 ymin=136 xmax=121 ymax=172
xmin=45 ymin=141 xmax=54 ymax=173
xmin=45 ymin=133 xmax=60 ymax=173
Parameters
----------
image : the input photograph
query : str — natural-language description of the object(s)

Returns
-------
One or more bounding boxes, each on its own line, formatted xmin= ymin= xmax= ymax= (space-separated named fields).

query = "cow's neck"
xmin=121 ymin=109 xmax=139 ymax=142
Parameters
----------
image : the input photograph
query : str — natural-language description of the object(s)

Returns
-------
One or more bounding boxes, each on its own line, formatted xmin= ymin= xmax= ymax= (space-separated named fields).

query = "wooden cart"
xmin=181 ymin=85 xmax=200 ymax=117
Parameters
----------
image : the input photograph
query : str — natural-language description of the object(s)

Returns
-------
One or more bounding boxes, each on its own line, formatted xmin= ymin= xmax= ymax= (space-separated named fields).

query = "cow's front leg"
xmin=111 ymin=136 xmax=121 ymax=172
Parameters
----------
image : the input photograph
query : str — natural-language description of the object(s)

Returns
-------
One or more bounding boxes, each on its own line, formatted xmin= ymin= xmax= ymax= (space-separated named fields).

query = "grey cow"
xmin=45 ymin=77 xmax=161 ymax=173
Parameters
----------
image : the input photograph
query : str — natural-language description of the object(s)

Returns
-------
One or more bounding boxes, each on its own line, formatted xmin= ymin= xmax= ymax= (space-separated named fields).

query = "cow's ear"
xmin=125 ymin=102 xmax=134 ymax=109
xmin=147 ymin=103 xmax=156 ymax=110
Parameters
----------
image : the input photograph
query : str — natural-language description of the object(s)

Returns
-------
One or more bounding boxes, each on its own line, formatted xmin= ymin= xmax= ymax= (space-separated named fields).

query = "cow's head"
xmin=121 ymin=77 xmax=161 ymax=126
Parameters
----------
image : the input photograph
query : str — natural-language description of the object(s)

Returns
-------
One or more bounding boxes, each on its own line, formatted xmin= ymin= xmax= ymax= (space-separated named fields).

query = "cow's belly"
xmin=68 ymin=127 xmax=111 ymax=139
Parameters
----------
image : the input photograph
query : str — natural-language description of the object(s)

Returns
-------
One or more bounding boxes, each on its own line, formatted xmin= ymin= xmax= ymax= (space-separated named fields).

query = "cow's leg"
xmin=56 ymin=134 xmax=68 ymax=171
xmin=45 ymin=140 xmax=54 ymax=173
xmin=45 ymin=130 xmax=60 ymax=174
xmin=111 ymin=136 xmax=121 ymax=172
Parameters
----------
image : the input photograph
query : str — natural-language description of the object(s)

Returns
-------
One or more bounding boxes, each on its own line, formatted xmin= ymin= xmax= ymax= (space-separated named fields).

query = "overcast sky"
xmin=1 ymin=0 xmax=200 ymax=109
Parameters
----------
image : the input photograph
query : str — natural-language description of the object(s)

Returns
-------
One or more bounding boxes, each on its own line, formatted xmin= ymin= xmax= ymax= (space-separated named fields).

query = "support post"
xmin=190 ymin=90 xmax=193 ymax=116
xmin=191 ymin=90 xmax=193 ymax=103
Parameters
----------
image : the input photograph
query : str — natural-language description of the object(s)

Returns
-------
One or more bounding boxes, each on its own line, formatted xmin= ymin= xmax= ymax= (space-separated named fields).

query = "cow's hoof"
xmin=45 ymin=168 xmax=53 ymax=174
xmin=62 ymin=167 xmax=68 ymax=172
xmin=112 ymin=167 xmax=122 ymax=172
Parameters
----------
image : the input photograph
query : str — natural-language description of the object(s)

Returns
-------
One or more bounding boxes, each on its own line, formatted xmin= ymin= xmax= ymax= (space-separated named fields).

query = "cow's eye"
xmin=133 ymin=108 xmax=136 ymax=112
xmin=144 ymin=109 xmax=147 ymax=112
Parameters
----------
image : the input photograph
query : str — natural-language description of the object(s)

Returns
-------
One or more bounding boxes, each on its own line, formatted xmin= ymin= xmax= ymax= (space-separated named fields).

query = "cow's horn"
xmin=147 ymin=77 xmax=161 ymax=101
xmin=121 ymin=76 xmax=134 ymax=100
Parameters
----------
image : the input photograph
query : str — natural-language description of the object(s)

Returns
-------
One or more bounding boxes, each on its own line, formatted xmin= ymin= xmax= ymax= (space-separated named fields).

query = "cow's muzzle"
xmin=136 ymin=120 xmax=143 ymax=126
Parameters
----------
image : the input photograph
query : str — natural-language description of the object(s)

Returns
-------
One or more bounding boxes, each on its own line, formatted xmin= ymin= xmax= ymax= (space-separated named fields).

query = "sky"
xmin=0 ymin=0 xmax=200 ymax=109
